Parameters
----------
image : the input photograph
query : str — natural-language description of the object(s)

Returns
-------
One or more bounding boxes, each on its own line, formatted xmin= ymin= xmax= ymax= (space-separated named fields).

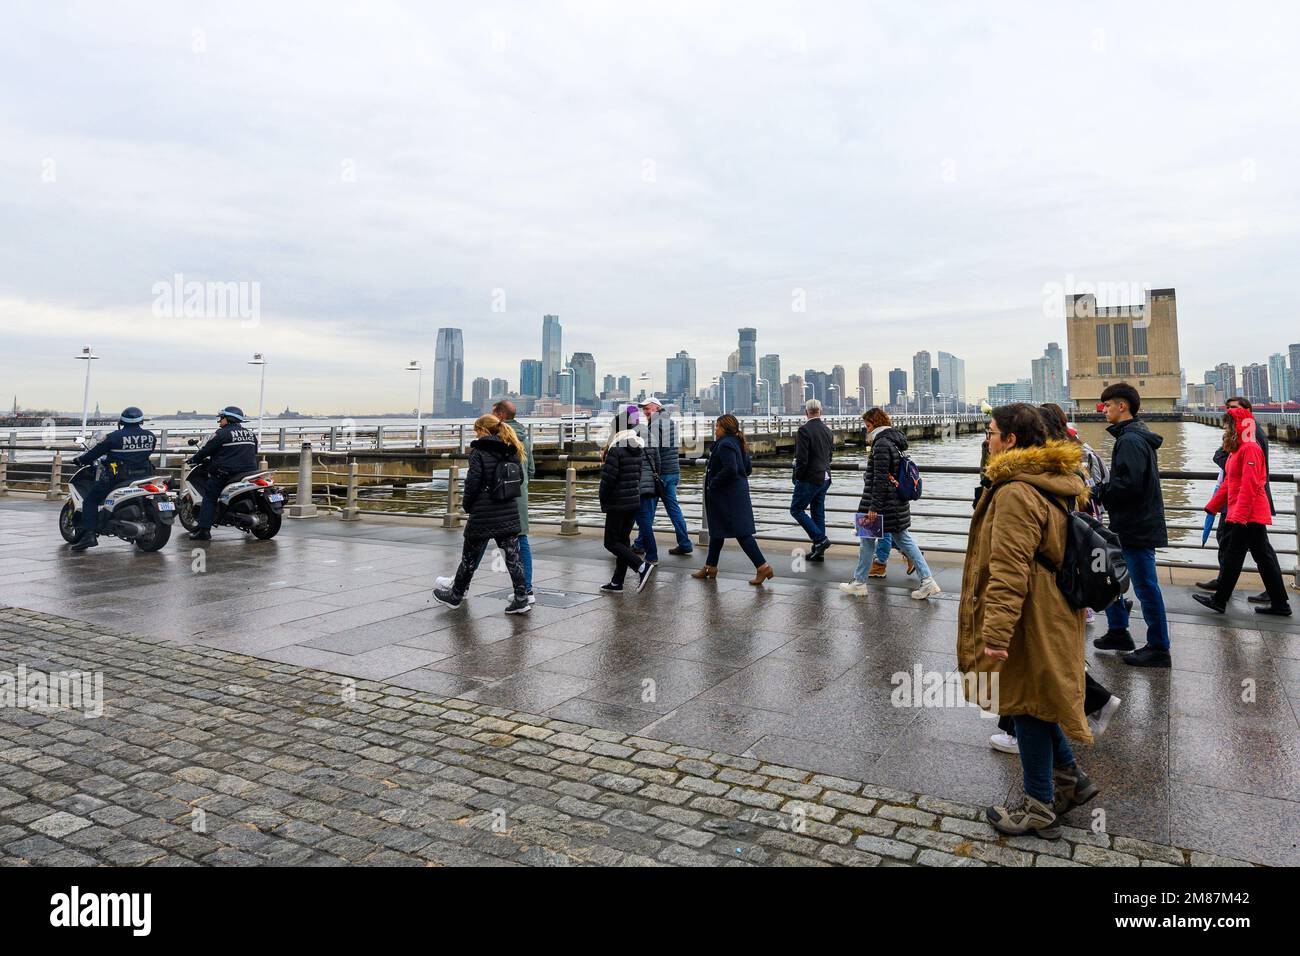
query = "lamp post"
xmin=857 ymin=385 xmax=867 ymax=411
xmin=638 ymin=372 xmax=652 ymax=402
xmin=757 ymin=377 xmax=772 ymax=416
xmin=713 ymin=376 xmax=728 ymax=415
xmin=404 ymin=360 xmax=423 ymax=421
xmin=828 ymin=383 xmax=840 ymax=417
xmin=75 ymin=345 xmax=99 ymax=440
xmin=248 ymin=353 xmax=267 ymax=442
xmin=558 ymin=366 xmax=575 ymax=449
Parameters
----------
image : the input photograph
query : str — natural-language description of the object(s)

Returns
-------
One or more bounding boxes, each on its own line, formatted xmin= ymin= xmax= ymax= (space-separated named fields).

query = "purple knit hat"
xmin=625 ymin=404 xmax=640 ymax=425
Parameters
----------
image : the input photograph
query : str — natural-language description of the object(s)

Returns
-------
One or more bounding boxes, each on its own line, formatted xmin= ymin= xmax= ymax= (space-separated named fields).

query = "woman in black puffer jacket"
xmin=433 ymin=415 xmax=530 ymax=614
xmin=599 ymin=408 xmax=654 ymax=593
xmin=854 ymin=408 xmax=940 ymax=600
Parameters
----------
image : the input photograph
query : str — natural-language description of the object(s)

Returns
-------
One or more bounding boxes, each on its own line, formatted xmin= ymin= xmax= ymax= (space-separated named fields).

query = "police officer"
xmin=69 ymin=407 xmax=158 ymax=551
xmin=187 ymin=406 xmax=259 ymax=540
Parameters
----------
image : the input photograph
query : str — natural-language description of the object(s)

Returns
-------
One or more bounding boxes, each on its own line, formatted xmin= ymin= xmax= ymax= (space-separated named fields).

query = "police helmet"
xmin=218 ymin=406 xmax=249 ymax=422
xmin=119 ymin=406 xmax=146 ymax=425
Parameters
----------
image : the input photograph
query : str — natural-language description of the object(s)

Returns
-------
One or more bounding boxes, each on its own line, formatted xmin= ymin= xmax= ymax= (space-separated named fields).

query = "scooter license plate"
xmin=156 ymin=501 xmax=175 ymax=511
xmin=268 ymin=494 xmax=283 ymax=502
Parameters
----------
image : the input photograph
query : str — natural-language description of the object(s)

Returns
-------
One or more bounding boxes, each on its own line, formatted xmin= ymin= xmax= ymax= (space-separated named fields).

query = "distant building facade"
xmin=1065 ymin=288 xmax=1182 ymax=411
xmin=432 ymin=327 xmax=465 ymax=417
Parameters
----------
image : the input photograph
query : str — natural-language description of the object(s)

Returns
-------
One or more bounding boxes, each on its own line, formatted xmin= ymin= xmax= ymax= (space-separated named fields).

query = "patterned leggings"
xmin=452 ymin=534 xmax=527 ymax=598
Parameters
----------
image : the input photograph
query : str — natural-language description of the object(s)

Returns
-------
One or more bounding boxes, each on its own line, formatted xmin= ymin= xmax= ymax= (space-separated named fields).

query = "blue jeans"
xmin=635 ymin=474 xmax=691 ymax=552
xmin=875 ymin=533 xmax=893 ymax=563
xmin=1012 ymin=715 xmax=1076 ymax=803
xmin=1104 ymin=546 xmax=1169 ymax=650
xmin=892 ymin=530 xmax=931 ymax=580
xmin=634 ymin=494 xmax=659 ymax=561
xmin=518 ymin=534 xmax=533 ymax=591
xmin=790 ymin=477 xmax=831 ymax=544
xmin=854 ymin=532 xmax=930 ymax=582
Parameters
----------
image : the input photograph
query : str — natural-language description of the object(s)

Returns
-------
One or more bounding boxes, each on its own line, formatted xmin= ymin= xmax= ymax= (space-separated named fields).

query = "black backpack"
xmin=488 ymin=456 xmax=523 ymax=502
xmin=1030 ymin=486 xmax=1130 ymax=612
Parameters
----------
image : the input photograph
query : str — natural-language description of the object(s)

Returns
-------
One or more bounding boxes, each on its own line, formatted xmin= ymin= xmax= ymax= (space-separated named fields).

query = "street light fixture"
xmin=828 ymin=383 xmax=840 ymax=416
xmin=558 ymin=366 xmax=576 ymax=449
xmin=74 ymin=345 xmax=99 ymax=440
xmin=404 ymin=360 xmax=423 ymax=422
xmin=248 ymin=353 xmax=267 ymax=442
xmin=757 ymin=377 xmax=772 ymax=416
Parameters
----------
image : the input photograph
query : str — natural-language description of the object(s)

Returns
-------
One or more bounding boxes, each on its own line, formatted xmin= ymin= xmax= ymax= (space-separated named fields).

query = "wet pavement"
xmin=1 ymin=497 xmax=1298 ymax=866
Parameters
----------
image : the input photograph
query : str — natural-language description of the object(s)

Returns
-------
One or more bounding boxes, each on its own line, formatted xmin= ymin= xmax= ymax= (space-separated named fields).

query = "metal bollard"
xmin=287 ymin=442 xmax=318 ymax=517
xmin=559 ymin=464 xmax=579 ymax=535
xmin=0 ymin=456 xmax=7 ymax=496
xmin=443 ymin=465 xmax=461 ymax=529
xmin=46 ymin=454 xmax=63 ymax=500
xmin=340 ymin=459 xmax=360 ymax=521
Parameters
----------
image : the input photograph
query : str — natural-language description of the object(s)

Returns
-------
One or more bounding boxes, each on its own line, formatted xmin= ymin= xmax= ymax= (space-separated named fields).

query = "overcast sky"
xmin=3 ymin=1 xmax=1299 ymax=416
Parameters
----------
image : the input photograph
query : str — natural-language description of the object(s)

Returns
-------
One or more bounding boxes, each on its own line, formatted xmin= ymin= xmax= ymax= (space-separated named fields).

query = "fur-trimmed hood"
xmin=984 ymin=439 xmax=1089 ymax=509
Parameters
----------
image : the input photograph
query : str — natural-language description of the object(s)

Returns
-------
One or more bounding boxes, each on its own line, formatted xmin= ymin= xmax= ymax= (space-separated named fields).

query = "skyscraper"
xmin=1030 ymin=344 xmax=1063 ymax=405
xmin=602 ymin=373 xmax=617 ymax=395
xmin=888 ymin=368 xmax=907 ymax=406
xmin=490 ymin=378 xmax=508 ymax=398
xmin=936 ymin=351 xmax=968 ymax=406
xmin=617 ymin=375 xmax=631 ymax=396
xmin=520 ymin=359 xmax=543 ymax=398
xmin=666 ymin=351 xmax=698 ymax=406
xmin=758 ymin=354 xmax=781 ymax=413
xmin=471 ymin=377 xmax=490 ymax=412
xmin=1241 ymin=363 xmax=1269 ymax=404
xmin=912 ymin=351 xmax=932 ymax=411
xmin=738 ymin=328 xmax=757 ymax=406
xmin=570 ymin=352 xmax=597 ymax=405
xmin=782 ymin=374 xmax=805 ymax=412
xmin=1290 ymin=344 xmax=1300 ymax=403
xmin=432 ymin=327 xmax=464 ymax=417
xmin=858 ymin=363 xmax=874 ymax=407
xmin=1214 ymin=363 xmax=1238 ymax=398
xmin=830 ymin=365 xmax=846 ymax=412
xmin=1268 ymin=353 xmax=1289 ymax=404
xmin=541 ymin=314 xmax=562 ymax=397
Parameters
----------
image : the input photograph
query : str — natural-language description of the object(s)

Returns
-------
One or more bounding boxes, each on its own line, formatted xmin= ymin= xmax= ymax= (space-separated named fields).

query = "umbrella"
xmin=1201 ymin=469 xmax=1225 ymax=546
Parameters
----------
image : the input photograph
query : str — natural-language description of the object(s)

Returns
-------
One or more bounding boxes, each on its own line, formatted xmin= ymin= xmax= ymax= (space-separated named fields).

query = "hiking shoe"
xmin=432 ymin=588 xmax=464 ymax=609
xmin=807 ymin=538 xmax=830 ymax=562
xmin=986 ymin=795 xmax=1061 ymax=839
xmin=1093 ymin=629 xmax=1135 ymax=650
xmin=839 ymin=581 xmax=868 ymax=595
xmin=1052 ymin=765 xmax=1101 ymax=816
xmin=910 ymin=578 xmax=941 ymax=600
xmin=600 ymin=582 xmax=624 ymax=593
xmin=1088 ymin=695 xmax=1122 ymax=738
xmin=635 ymin=562 xmax=655 ymax=593
xmin=1195 ymin=579 xmax=1220 ymax=592
xmin=1192 ymin=593 xmax=1226 ymax=614
xmin=989 ymin=732 xmax=1018 ymax=754
xmin=1124 ymin=644 xmax=1171 ymax=668
xmin=69 ymin=534 xmax=99 ymax=552
xmin=867 ymin=560 xmax=887 ymax=578
xmin=668 ymin=545 xmax=693 ymax=556
xmin=904 ymin=554 xmax=916 ymax=575
xmin=505 ymin=595 xmax=532 ymax=615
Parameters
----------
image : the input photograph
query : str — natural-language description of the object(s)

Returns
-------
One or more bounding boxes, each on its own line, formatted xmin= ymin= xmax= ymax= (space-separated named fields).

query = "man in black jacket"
xmin=186 ymin=406 xmax=259 ymax=540
xmin=790 ymin=399 xmax=833 ymax=560
xmin=1093 ymin=383 xmax=1171 ymax=668
xmin=1198 ymin=396 xmax=1273 ymax=603
xmin=68 ymin=406 xmax=158 ymax=550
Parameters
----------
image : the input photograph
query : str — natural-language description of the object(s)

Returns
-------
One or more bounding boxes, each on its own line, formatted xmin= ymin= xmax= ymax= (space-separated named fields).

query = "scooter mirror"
xmin=187 ymin=438 xmax=199 ymax=446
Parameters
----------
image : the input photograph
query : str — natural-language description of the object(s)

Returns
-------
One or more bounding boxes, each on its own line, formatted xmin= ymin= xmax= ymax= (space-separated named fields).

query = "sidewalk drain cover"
xmin=481 ymin=588 xmax=600 ymax=609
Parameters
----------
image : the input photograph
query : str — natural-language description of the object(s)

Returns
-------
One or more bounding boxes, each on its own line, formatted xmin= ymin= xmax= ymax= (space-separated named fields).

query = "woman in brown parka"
xmin=958 ymin=403 xmax=1100 ymax=839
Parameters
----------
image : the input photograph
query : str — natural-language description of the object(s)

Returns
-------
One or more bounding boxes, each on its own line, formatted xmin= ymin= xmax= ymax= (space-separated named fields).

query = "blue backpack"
xmin=894 ymin=455 xmax=923 ymax=501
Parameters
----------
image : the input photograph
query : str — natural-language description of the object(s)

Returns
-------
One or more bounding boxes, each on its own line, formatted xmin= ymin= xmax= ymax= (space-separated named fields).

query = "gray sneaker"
xmin=986 ymin=794 xmax=1061 ymax=839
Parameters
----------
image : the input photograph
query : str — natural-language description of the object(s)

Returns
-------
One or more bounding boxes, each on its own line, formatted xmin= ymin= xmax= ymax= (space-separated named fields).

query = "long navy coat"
xmin=705 ymin=434 xmax=757 ymax=538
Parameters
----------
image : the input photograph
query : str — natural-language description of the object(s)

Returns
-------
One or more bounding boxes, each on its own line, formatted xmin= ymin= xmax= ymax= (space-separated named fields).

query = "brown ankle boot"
xmin=691 ymin=566 xmax=718 ymax=580
xmin=749 ymin=564 xmax=774 ymax=586
xmin=867 ymin=560 xmax=887 ymax=578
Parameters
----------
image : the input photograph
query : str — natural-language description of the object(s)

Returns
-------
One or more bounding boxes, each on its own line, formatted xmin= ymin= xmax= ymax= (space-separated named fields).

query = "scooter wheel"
xmin=178 ymin=496 xmax=199 ymax=532
xmin=134 ymin=519 xmax=172 ymax=552
xmin=58 ymin=501 xmax=79 ymax=543
xmin=252 ymin=509 xmax=282 ymax=540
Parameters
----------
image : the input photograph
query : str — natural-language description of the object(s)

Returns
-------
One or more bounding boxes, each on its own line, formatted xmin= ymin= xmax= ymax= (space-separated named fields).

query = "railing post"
xmin=7 ymin=431 xmax=16 ymax=464
xmin=376 ymin=425 xmax=385 ymax=451
xmin=526 ymin=423 xmax=534 ymax=448
xmin=329 ymin=425 xmax=338 ymax=451
xmin=1294 ymin=478 xmax=1300 ymax=591
xmin=419 ymin=424 xmax=427 ymax=449
xmin=457 ymin=424 xmax=466 ymax=453
xmin=584 ymin=421 xmax=591 ymax=444
xmin=158 ymin=428 xmax=169 ymax=469
xmin=697 ymin=478 xmax=711 ymax=547
xmin=277 ymin=427 xmax=286 ymax=451
xmin=559 ymin=463 xmax=580 ymax=535
xmin=340 ymin=458 xmax=360 ymax=521
xmin=287 ymin=442 xmax=318 ymax=517
xmin=443 ymin=464 xmax=461 ymax=529
xmin=46 ymin=453 xmax=63 ymax=500
xmin=0 ymin=456 xmax=7 ymax=495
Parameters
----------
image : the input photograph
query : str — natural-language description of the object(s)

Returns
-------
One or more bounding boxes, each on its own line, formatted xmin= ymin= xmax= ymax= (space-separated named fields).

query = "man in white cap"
xmin=633 ymin=397 xmax=693 ymax=559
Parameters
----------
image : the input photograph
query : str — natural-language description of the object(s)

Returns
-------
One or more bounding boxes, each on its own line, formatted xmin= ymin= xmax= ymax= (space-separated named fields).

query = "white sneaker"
xmin=838 ymin=581 xmax=868 ymax=595
xmin=1088 ymin=694 xmax=1122 ymax=738
xmin=435 ymin=576 xmax=454 ymax=589
xmin=1085 ymin=608 xmax=1096 ymax=624
xmin=989 ymin=732 xmax=1018 ymax=754
xmin=910 ymin=578 xmax=941 ymax=600
xmin=527 ymin=591 xmax=536 ymax=605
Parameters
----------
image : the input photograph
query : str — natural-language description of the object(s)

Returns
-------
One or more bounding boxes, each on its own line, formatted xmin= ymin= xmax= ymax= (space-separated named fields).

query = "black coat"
xmin=188 ymin=422 xmax=259 ymax=477
xmin=793 ymin=417 xmax=834 ymax=484
xmin=600 ymin=436 xmax=644 ymax=513
xmin=74 ymin=423 xmax=157 ymax=479
xmin=634 ymin=424 xmax=663 ymax=497
xmin=1096 ymin=418 xmax=1167 ymax=549
xmin=462 ymin=436 xmax=522 ymax=538
xmin=705 ymin=435 xmax=757 ymax=538
xmin=857 ymin=427 xmax=911 ymax=533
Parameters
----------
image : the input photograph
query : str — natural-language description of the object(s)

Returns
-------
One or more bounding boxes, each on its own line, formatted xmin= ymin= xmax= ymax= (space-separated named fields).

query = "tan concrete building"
xmin=1066 ymin=287 xmax=1182 ymax=411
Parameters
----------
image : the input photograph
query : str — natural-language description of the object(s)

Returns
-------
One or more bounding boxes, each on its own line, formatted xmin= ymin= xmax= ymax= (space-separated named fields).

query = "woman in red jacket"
xmin=1192 ymin=406 xmax=1292 ymax=616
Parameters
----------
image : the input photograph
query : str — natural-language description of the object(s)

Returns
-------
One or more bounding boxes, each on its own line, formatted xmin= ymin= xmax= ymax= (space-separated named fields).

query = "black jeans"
xmin=1214 ymin=522 xmax=1290 ymax=607
xmin=452 ymin=534 xmax=527 ymax=598
xmin=705 ymin=535 xmax=766 ymax=569
xmin=603 ymin=511 xmax=642 ymax=586
xmin=997 ymin=673 xmax=1112 ymax=735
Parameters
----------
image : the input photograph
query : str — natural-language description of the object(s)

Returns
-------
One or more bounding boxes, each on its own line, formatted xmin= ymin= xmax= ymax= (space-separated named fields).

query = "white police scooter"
xmin=176 ymin=457 xmax=284 ymax=540
xmin=58 ymin=451 xmax=176 ymax=552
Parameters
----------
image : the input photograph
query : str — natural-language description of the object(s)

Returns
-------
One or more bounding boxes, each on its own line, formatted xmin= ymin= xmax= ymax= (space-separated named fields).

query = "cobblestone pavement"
xmin=0 ymin=606 xmax=1258 ymax=867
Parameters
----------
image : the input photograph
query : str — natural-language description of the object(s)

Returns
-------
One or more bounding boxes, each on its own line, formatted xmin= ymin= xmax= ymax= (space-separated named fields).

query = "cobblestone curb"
xmin=0 ymin=607 xmax=1254 ymax=868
